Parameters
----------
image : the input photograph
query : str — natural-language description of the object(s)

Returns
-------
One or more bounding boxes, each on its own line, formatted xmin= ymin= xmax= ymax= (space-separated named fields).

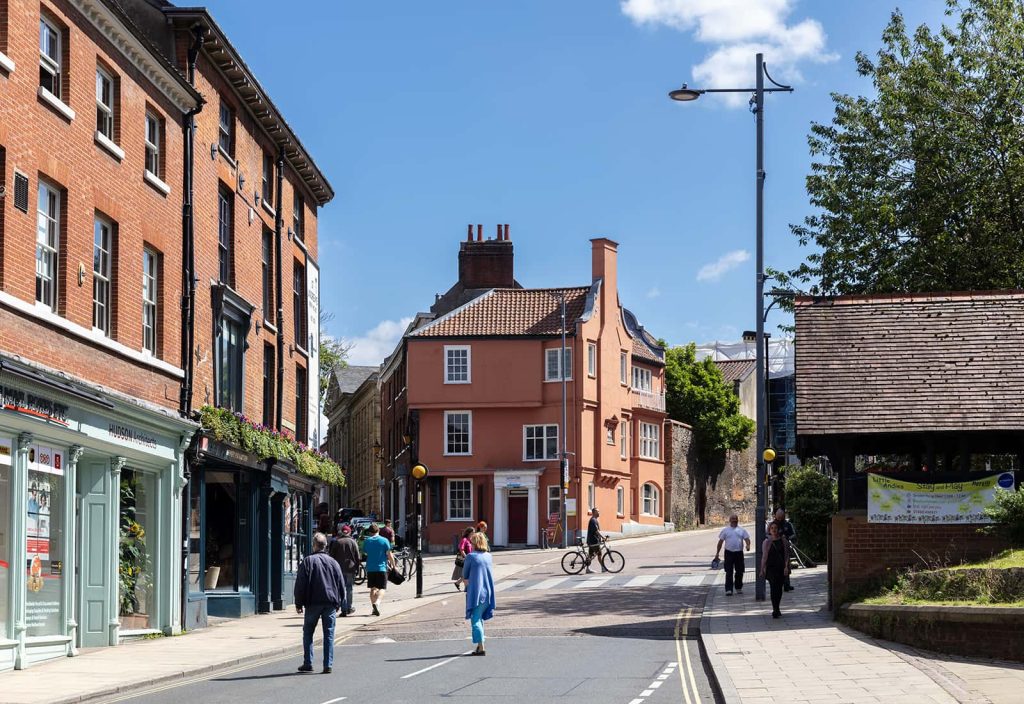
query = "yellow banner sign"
xmin=867 ymin=472 xmax=1014 ymax=524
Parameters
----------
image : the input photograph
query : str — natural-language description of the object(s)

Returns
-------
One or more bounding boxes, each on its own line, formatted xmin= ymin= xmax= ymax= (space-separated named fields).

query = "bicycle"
xmin=353 ymin=561 xmax=366 ymax=585
xmin=393 ymin=547 xmax=418 ymax=580
xmin=561 ymin=536 xmax=625 ymax=574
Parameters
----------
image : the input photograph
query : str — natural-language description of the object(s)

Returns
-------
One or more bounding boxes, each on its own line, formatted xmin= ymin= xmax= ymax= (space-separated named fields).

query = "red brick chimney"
xmin=591 ymin=238 xmax=619 ymax=321
xmin=458 ymin=223 xmax=515 ymax=289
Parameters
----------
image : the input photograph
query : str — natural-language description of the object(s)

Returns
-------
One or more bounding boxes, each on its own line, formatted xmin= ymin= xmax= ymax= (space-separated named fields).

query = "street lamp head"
xmin=668 ymin=85 xmax=702 ymax=102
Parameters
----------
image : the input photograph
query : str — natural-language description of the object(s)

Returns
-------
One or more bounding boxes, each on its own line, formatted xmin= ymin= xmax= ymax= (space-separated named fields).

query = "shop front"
xmin=0 ymin=359 xmax=195 ymax=671
xmin=184 ymin=435 xmax=315 ymax=627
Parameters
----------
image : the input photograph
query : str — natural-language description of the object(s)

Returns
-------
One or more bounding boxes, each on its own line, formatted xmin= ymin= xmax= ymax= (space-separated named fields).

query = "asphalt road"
xmin=110 ymin=530 xmax=722 ymax=704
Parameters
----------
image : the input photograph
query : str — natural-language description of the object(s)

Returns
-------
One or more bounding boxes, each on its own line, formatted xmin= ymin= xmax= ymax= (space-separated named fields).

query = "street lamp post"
xmin=670 ymin=53 xmax=793 ymax=601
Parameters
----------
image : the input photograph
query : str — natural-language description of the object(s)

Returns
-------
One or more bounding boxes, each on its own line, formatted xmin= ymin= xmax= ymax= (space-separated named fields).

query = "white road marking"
xmin=527 ymin=577 xmax=570 ymax=590
xmin=675 ymin=574 xmax=704 ymax=586
xmin=628 ymin=699 xmax=645 ymax=704
xmin=372 ymin=637 xmax=396 ymax=643
xmin=320 ymin=698 xmax=347 ymax=704
xmin=657 ymin=673 xmax=670 ymax=680
xmin=494 ymin=579 xmax=524 ymax=591
xmin=572 ymin=576 xmax=612 ymax=589
xmin=401 ymin=650 xmax=475 ymax=679
xmin=648 ymin=681 xmax=663 ymax=689
xmin=640 ymin=690 xmax=654 ymax=696
xmin=623 ymin=574 xmax=659 ymax=588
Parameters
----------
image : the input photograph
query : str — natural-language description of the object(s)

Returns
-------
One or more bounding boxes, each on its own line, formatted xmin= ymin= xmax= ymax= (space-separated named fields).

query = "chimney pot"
xmin=467 ymin=224 xmax=473 ymax=242
xmin=504 ymin=224 xmax=510 ymax=240
xmin=477 ymin=224 xmax=483 ymax=241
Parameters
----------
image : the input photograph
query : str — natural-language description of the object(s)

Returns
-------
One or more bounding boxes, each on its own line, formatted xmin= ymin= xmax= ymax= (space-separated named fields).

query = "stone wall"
xmin=666 ymin=421 xmax=756 ymax=529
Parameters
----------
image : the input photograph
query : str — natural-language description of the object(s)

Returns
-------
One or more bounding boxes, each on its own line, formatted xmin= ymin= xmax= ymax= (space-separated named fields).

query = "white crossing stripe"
xmin=649 ymin=681 xmax=663 ymax=689
xmin=527 ymin=577 xmax=570 ymax=590
xmin=623 ymin=574 xmax=659 ymax=588
xmin=675 ymin=574 xmax=704 ymax=586
xmin=494 ymin=579 xmax=524 ymax=592
xmin=572 ymin=576 xmax=612 ymax=589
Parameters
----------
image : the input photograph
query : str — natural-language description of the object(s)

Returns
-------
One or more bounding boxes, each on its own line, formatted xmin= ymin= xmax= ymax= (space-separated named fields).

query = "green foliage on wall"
xmin=783 ymin=465 xmax=837 ymax=561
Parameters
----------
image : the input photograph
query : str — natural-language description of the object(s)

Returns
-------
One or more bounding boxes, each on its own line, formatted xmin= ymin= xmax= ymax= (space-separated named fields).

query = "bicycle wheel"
xmin=405 ymin=555 xmax=417 ymax=578
xmin=561 ymin=550 xmax=586 ymax=575
xmin=354 ymin=564 xmax=366 ymax=585
xmin=600 ymin=549 xmax=626 ymax=573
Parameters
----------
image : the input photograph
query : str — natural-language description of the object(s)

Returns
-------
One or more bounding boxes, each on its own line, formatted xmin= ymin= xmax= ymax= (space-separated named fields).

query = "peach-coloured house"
xmin=407 ymin=238 xmax=668 ymax=549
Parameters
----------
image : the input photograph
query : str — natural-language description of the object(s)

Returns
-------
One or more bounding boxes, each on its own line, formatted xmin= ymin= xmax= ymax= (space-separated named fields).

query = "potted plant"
xmin=119 ymin=481 xmax=150 ymax=630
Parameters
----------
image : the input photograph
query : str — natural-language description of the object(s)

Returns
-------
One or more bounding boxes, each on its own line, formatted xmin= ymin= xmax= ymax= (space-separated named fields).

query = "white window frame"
xmin=620 ymin=351 xmax=628 ymax=385
xmin=606 ymin=426 xmax=615 ymax=445
xmin=444 ymin=345 xmax=471 ymax=384
xmin=632 ymin=366 xmax=653 ymax=392
xmin=447 ymin=479 xmax=473 ymax=521
xmin=39 ymin=17 xmax=62 ymax=99
xmin=617 ymin=486 xmax=624 ymax=515
xmin=620 ymin=421 xmax=628 ymax=458
xmin=639 ymin=421 xmax=660 ymax=460
xmin=142 ymin=247 xmax=158 ymax=355
xmin=218 ymin=99 xmax=233 ymax=156
xmin=546 ymin=485 xmax=560 ymax=519
xmin=587 ymin=342 xmax=596 ymax=377
xmin=92 ymin=216 xmax=113 ymax=335
xmin=443 ymin=410 xmax=472 ymax=456
xmin=587 ymin=482 xmax=595 ymax=511
xmin=36 ymin=180 xmax=60 ymax=311
xmin=642 ymin=483 xmax=660 ymax=516
xmin=262 ymin=152 xmax=274 ymax=205
xmin=95 ymin=66 xmax=114 ymax=140
xmin=544 ymin=347 xmax=572 ymax=382
xmin=145 ymin=111 xmax=161 ymax=177
xmin=523 ymin=424 xmax=558 ymax=461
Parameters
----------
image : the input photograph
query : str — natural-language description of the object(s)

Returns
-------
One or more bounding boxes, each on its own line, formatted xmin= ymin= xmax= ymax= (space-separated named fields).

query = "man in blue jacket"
xmin=294 ymin=532 xmax=347 ymax=674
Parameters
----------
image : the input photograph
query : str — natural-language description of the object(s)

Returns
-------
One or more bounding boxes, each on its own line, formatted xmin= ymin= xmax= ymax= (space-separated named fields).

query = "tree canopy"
xmin=663 ymin=344 xmax=753 ymax=469
xmin=785 ymin=0 xmax=1024 ymax=295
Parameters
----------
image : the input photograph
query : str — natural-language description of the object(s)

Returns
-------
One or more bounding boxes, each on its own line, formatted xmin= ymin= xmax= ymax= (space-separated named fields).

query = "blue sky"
xmin=204 ymin=0 xmax=946 ymax=364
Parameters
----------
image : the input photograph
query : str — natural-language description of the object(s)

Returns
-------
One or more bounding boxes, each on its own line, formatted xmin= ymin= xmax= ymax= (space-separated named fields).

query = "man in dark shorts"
xmin=586 ymin=508 xmax=607 ymax=574
xmin=362 ymin=523 xmax=394 ymax=616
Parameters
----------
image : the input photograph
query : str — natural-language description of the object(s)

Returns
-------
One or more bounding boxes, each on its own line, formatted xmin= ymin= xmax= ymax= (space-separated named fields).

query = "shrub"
xmin=783 ymin=465 xmax=836 ymax=561
xmin=984 ymin=488 xmax=1024 ymax=546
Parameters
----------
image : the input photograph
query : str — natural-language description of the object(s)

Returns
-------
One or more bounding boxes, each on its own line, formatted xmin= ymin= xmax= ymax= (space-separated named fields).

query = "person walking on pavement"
xmin=715 ymin=514 xmax=751 ymax=595
xmin=328 ymin=525 xmax=359 ymax=616
xmin=379 ymin=518 xmax=395 ymax=546
xmin=462 ymin=530 xmax=495 ymax=656
xmin=586 ymin=508 xmax=607 ymax=573
xmin=452 ymin=526 xmax=474 ymax=591
xmin=771 ymin=508 xmax=796 ymax=591
xmin=362 ymin=523 xmax=395 ymax=617
xmin=760 ymin=521 xmax=792 ymax=618
xmin=294 ymin=532 xmax=346 ymax=674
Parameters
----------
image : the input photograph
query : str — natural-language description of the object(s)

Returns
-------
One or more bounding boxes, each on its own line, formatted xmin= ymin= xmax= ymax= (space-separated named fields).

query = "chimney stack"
xmin=458 ymin=221 xmax=515 ymax=289
xmin=477 ymin=224 xmax=483 ymax=241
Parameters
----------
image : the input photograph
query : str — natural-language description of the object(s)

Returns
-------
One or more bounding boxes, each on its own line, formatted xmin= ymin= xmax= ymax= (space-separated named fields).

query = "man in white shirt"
xmin=715 ymin=514 xmax=751 ymax=596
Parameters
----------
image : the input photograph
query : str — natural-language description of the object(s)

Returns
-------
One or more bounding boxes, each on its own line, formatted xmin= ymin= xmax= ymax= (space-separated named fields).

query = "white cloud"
xmin=697 ymin=249 xmax=750 ymax=282
xmin=621 ymin=0 xmax=836 ymax=107
xmin=646 ymin=286 xmax=661 ymax=299
xmin=343 ymin=317 xmax=414 ymax=366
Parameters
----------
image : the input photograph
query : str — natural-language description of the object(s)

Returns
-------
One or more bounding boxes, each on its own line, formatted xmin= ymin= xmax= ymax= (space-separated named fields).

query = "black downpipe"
xmin=180 ymin=23 xmax=206 ymax=631
xmin=274 ymin=148 xmax=286 ymax=430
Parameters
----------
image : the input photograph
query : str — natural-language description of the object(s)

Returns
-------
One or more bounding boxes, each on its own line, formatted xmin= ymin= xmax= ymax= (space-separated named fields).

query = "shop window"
xmin=188 ymin=483 xmax=201 ymax=593
xmin=0 ymin=442 xmax=10 ymax=637
xmin=283 ymin=491 xmax=308 ymax=574
xmin=203 ymin=471 xmax=251 ymax=592
xmin=26 ymin=444 xmax=65 ymax=637
xmin=119 ymin=469 xmax=157 ymax=630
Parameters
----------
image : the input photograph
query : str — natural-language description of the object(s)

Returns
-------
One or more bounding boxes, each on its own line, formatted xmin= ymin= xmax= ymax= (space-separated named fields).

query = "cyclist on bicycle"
xmin=586 ymin=508 xmax=607 ymax=574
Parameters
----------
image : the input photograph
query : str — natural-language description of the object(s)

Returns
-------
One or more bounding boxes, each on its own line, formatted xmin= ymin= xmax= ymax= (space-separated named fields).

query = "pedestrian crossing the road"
xmin=494 ymin=572 xmax=713 ymax=593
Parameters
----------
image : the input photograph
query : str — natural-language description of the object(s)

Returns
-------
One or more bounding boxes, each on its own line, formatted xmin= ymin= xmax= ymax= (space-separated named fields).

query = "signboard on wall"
xmin=306 ymin=256 xmax=321 ymax=449
xmin=565 ymin=498 xmax=577 ymax=517
xmin=867 ymin=472 xmax=1013 ymax=524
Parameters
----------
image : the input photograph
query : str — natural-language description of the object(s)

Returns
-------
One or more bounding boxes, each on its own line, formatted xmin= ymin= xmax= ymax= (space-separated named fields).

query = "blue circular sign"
xmin=997 ymin=472 xmax=1015 ymax=489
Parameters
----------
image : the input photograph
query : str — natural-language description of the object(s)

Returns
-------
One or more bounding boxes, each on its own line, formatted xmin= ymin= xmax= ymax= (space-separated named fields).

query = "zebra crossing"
xmin=494 ymin=572 xmax=711 ymax=593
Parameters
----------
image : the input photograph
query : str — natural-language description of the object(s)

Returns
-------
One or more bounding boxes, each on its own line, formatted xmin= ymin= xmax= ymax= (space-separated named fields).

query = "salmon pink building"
xmin=405 ymin=235 xmax=668 ymax=550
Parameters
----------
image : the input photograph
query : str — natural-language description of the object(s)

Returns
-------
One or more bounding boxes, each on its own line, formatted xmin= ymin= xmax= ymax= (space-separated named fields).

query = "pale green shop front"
xmin=0 ymin=362 xmax=195 ymax=670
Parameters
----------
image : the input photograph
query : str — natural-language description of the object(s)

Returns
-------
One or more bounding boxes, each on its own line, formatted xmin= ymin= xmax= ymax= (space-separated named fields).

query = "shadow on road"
xmin=211 ymin=672 xmax=304 ymax=682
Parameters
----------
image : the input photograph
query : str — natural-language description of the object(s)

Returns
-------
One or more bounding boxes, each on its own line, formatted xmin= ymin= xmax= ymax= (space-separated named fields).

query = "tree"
xmin=784 ymin=0 xmax=1024 ymax=295
xmin=318 ymin=311 xmax=352 ymax=404
xmin=663 ymin=344 xmax=754 ymax=475
xmin=782 ymin=466 xmax=836 ymax=561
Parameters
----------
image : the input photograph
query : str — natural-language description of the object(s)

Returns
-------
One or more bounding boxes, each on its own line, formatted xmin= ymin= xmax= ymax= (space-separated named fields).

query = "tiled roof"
xmin=409 ymin=288 xmax=590 ymax=337
xmin=334 ymin=365 xmax=377 ymax=394
xmin=622 ymin=307 xmax=665 ymax=364
xmin=714 ymin=359 xmax=757 ymax=383
xmin=631 ymin=335 xmax=663 ymax=364
xmin=795 ymin=291 xmax=1024 ymax=435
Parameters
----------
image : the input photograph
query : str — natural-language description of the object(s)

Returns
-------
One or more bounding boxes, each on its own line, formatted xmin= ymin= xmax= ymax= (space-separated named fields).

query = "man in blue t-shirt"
xmin=361 ymin=523 xmax=395 ymax=617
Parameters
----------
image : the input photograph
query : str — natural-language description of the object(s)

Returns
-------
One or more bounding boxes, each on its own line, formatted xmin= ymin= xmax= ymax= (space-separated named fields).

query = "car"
xmin=335 ymin=507 xmax=365 ymax=525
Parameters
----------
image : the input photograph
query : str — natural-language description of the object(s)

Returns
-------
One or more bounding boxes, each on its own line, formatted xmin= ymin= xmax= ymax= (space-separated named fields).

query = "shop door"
xmin=78 ymin=461 xmax=111 ymax=647
xmin=507 ymin=493 xmax=528 ymax=544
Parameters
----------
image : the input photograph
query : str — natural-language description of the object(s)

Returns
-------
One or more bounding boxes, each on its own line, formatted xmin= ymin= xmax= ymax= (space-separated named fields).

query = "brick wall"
xmin=830 ymin=514 xmax=1012 ymax=606
xmin=666 ymin=421 xmax=756 ymax=529
xmin=0 ymin=0 xmax=186 ymax=411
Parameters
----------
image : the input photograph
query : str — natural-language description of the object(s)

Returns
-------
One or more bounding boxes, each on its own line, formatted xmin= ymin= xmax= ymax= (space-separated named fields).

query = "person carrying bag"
xmin=452 ymin=526 xmax=474 ymax=591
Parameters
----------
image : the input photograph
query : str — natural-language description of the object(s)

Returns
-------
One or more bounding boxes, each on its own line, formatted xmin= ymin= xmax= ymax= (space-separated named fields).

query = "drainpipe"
xmin=274 ymin=147 xmax=286 ymax=429
xmin=180 ymin=22 xmax=206 ymax=631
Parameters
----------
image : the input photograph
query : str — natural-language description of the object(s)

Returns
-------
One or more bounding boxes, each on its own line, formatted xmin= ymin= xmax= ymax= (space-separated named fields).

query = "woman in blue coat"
xmin=462 ymin=530 xmax=496 ymax=655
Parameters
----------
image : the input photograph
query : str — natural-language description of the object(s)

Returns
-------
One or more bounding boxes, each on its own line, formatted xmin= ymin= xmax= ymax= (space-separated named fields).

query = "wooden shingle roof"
xmin=794 ymin=291 xmax=1024 ymax=436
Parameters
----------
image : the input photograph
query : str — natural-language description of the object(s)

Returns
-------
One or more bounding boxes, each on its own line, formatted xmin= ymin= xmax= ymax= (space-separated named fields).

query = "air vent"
xmin=13 ymin=173 xmax=29 ymax=213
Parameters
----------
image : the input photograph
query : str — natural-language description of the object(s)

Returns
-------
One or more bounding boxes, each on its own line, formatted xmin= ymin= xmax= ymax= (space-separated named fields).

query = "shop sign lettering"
xmin=108 ymin=423 xmax=158 ymax=449
xmin=0 ymin=384 xmax=69 ymax=425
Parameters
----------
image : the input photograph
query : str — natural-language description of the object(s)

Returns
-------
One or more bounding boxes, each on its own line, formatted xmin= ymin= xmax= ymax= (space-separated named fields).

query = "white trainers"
xmin=725 ymin=590 xmax=734 ymax=596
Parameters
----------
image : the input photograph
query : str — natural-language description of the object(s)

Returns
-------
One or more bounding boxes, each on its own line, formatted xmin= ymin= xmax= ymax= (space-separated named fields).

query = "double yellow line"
xmin=674 ymin=607 xmax=702 ymax=704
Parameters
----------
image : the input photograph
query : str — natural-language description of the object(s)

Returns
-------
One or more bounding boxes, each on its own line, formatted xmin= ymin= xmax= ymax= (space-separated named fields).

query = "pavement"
xmin=699 ymin=562 xmax=1024 ymax=704
xmin=0 ymin=549 xmax=555 ymax=704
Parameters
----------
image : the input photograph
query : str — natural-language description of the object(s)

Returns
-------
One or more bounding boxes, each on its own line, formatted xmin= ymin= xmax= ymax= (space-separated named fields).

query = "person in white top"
xmin=715 ymin=514 xmax=751 ymax=595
